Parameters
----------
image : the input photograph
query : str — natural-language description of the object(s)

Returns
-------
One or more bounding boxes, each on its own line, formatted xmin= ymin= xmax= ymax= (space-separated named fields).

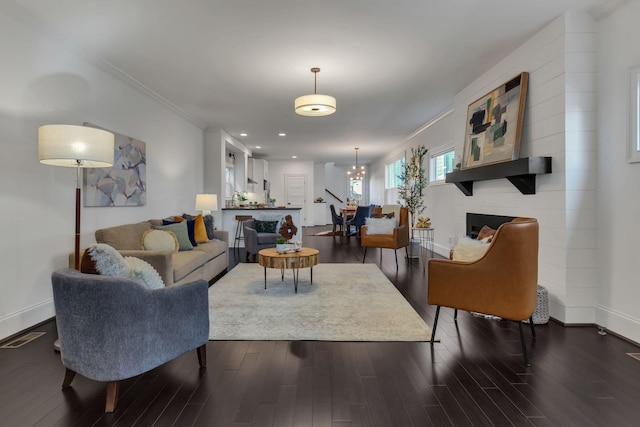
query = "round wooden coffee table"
xmin=258 ymin=247 xmax=319 ymax=293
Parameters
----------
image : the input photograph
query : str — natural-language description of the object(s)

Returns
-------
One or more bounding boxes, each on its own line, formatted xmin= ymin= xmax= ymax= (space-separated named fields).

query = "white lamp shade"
xmin=38 ymin=124 xmax=114 ymax=168
xmin=294 ymin=94 xmax=336 ymax=116
xmin=195 ymin=193 xmax=218 ymax=213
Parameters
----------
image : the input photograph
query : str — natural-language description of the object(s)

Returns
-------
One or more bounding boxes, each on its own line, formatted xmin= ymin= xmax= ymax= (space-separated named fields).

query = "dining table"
xmin=340 ymin=206 xmax=357 ymax=236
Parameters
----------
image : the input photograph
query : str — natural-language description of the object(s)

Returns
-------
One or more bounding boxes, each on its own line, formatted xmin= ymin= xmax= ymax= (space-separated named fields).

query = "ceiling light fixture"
xmin=347 ymin=147 xmax=366 ymax=180
xmin=294 ymin=67 xmax=336 ymax=116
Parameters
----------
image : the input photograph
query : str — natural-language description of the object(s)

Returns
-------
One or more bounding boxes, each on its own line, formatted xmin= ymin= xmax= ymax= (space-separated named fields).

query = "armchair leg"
xmin=105 ymin=381 xmax=119 ymax=413
xmin=518 ymin=322 xmax=531 ymax=367
xmin=62 ymin=368 xmax=76 ymax=388
xmin=430 ymin=306 xmax=441 ymax=344
xmin=362 ymin=247 xmax=367 ymax=263
xmin=529 ymin=317 xmax=536 ymax=339
xmin=394 ymin=250 xmax=398 ymax=269
xmin=197 ymin=344 xmax=207 ymax=368
xmin=454 ymin=309 xmax=458 ymax=320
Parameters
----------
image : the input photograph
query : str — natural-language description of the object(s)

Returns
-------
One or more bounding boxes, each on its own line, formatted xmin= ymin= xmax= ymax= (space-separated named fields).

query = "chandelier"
xmin=294 ymin=67 xmax=336 ymax=116
xmin=347 ymin=147 xmax=365 ymax=180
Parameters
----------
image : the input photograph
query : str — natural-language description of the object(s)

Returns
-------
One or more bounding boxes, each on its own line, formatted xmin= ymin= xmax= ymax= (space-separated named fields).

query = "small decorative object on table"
xmin=275 ymin=237 xmax=287 ymax=253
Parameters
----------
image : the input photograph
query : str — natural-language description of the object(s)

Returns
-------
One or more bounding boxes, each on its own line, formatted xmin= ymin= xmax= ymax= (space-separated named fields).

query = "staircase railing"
xmin=325 ymin=188 xmax=343 ymax=204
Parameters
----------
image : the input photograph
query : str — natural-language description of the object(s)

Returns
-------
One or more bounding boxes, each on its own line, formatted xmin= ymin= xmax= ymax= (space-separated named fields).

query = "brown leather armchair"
xmin=428 ymin=217 xmax=539 ymax=366
xmin=361 ymin=207 xmax=410 ymax=269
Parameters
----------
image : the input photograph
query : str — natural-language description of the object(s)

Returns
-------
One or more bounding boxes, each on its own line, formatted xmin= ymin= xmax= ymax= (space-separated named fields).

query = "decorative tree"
xmin=397 ymin=145 xmax=428 ymax=227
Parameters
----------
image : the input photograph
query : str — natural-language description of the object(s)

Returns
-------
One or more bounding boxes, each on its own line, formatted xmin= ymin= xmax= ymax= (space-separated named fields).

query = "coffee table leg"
xmin=281 ymin=268 xmax=284 ymax=281
xmin=264 ymin=266 xmax=267 ymax=289
xmin=311 ymin=266 xmax=313 ymax=284
xmin=293 ymin=267 xmax=299 ymax=293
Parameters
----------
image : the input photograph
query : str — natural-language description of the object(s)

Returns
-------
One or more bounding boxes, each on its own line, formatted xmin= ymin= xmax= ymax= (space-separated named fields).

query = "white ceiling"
xmin=8 ymin=0 xmax=607 ymax=166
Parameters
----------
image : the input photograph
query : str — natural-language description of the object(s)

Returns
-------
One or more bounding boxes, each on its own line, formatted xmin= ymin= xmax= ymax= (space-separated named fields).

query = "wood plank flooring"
xmin=2 ymin=226 xmax=640 ymax=426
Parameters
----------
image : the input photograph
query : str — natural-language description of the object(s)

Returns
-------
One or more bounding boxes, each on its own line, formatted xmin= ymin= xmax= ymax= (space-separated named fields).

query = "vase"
xmin=276 ymin=243 xmax=286 ymax=253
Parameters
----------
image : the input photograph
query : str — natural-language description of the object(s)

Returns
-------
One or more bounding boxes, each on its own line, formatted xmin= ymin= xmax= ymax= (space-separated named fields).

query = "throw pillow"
xmin=80 ymin=248 xmax=99 ymax=274
xmin=164 ymin=219 xmax=197 ymax=247
xmin=141 ymin=229 xmax=179 ymax=252
xmin=254 ymin=219 xmax=279 ymax=233
xmin=87 ymin=243 xmax=129 ymax=277
xmin=124 ymin=256 xmax=165 ymax=290
xmin=203 ymin=214 xmax=215 ymax=240
xmin=176 ymin=215 xmax=207 ymax=243
xmin=477 ymin=225 xmax=496 ymax=242
xmin=193 ymin=214 xmax=209 ymax=243
xmin=364 ymin=217 xmax=398 ymax=235
xmin=452 ymin=236 xmax=490 ymax=262
xmin=153 ymin=222 xmax=193 ymax=251
xmin=371 ymin=212 xmax=395 ymax=219
xmin=86 ymin=243 xmax=165 ymax=289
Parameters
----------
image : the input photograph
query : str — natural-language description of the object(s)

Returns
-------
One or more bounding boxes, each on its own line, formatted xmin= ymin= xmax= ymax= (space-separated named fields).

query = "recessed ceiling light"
xmin=278 ymin=133 xmax=286 ymax=136
xmin=255 ymin=146 xmax=261 ymax=149
xmin=292 ymin=155 xmax=297 ymax=159
xmin=240 ymin=133 xmax=248 ymax=137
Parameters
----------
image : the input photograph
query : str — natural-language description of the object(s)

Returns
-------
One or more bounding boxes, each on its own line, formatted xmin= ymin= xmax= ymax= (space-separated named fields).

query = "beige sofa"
xmin=91 ymin=219 xmax=228 ymax=286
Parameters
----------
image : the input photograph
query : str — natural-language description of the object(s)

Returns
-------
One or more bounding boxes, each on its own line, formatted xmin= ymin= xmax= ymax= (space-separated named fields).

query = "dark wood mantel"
xmin=446 ymin=157 xmax=552 ymax=196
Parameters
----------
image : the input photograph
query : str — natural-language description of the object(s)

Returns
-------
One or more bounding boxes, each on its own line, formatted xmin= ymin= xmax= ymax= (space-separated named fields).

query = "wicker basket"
xmin=524 ymin=285 xmax=549 ymax=324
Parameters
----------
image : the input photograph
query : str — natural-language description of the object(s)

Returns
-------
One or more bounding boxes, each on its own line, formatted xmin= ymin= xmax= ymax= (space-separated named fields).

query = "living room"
xmin=2 ymin=0 xmax=640 ymax=425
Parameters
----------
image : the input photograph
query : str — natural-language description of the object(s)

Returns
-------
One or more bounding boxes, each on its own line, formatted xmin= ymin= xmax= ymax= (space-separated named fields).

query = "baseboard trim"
xmin=0 ymin=299 xmax=55 ymax=342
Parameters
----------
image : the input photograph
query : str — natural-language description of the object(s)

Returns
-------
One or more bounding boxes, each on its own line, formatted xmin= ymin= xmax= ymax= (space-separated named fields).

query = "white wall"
xmin=0 ymin=10 xmax=205 ymax=339
xmin=267 ymin=160 xmax=315 ymax=226
xmin=595 ymin=0 xmax=640 ymax=343
xmin=368 ymin=12 xmax=602 ymax=326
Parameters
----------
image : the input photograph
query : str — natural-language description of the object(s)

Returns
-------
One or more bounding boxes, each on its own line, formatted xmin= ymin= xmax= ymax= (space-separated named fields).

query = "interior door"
xmin=285 ymin=174 xmax=306 ymax=224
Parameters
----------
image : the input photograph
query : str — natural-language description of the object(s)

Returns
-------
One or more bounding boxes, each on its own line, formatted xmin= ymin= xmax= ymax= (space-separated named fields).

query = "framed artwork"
xmin=462 ymin=72 xmax=529 ymax=169
xmin=83 ymin=123 xmax=146 ymax=206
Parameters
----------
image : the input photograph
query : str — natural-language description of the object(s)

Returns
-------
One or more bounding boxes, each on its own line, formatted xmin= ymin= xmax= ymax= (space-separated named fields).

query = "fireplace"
xmin=466 ymin=213 xmax=517 ymax=239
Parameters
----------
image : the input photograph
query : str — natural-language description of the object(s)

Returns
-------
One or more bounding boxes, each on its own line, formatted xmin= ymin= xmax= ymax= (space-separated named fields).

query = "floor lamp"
xmin=38 ymin=124 xmax=114 ymax=270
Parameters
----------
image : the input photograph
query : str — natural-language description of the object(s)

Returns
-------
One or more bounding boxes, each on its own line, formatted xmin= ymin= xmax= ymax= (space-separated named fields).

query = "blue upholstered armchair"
xmin=51 ymin=269 xmax=209 ymax=413
xmin=243 ymin=219 xmax=281 ymax=261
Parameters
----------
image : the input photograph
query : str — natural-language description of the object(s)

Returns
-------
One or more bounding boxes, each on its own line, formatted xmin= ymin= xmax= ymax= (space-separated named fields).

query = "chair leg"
xmin=362 ymin=247 xmax=368 ymax=263
xmin=62 ymin=368 xmax=76 ymax=388
xmin=529 ymin=317 xmax=536 ymax=339
xmin=197 ymin=344 xmax=207 ymax=368
xmin=430 ymin=306 xmax=441 ymax=344
xmin=105 ymin=381 xmax=119 ymax=413
xmin=454 ymin=309 xmax=458 ymax=320
xmin=518 ymin=321 xmax=531 ymax=367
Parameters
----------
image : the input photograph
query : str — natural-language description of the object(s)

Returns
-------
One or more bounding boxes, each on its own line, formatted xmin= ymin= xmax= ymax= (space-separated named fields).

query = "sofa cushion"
xmin=254 ymin=219 xmax=279 ymax=233
xmin=141 ymin=229 xmax=179 ymax=253
xmin=86 ymin=243 xmax=165 ymax=289
xmin=203 ymin=214 xmax=215 ymax=240
xmin=164 ymin=218 xmax=198 ymax=247
xmin=95 ymin=221 xmax=152 ymax=250
xmin=172 ymin=250 xmax=208 ymax=282
xmin=452 ymin=236 xmax=490 ymax=262
xmin=364 ymin=217 xmax=398 ymax=235
xmin=192 ymin=240 xmax=226 ymax=262
xmin=153 ymin=222 xmax=193 ymax=251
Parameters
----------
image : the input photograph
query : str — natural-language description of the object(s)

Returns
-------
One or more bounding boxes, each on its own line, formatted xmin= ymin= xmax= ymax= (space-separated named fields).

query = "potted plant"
xmin=397 ymin=145 xmax=428 ymax=258
xmin=275 ymin=237 xmax=287 ymax=253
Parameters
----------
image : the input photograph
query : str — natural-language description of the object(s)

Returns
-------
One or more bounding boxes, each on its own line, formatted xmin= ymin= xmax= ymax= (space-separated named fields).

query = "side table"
xmin=411 ymin=227 xmax=434 ymax=272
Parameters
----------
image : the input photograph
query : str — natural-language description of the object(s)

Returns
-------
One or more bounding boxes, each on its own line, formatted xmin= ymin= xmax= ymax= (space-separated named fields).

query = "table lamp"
xmin=38 ymin=124 xmax=114 ymax=270
xmin=195 ymin=193 xmax=218 ymax=215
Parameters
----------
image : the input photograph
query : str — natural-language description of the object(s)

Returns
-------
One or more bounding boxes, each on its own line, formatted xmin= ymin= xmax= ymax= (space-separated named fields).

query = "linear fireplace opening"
xmin=466 ymin=213 xmax=517 ymax=239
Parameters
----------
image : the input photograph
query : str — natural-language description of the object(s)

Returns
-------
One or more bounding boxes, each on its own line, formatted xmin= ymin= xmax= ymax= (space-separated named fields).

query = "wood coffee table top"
xmin=258 ymin=247 xmax=319 ymax=269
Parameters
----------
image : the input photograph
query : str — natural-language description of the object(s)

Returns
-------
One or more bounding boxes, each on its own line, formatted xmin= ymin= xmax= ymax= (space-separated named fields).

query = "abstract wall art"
xmin=462 ymin=72 xmax=529 ymax=169
xmin=83 ymin=123 xmax=146 ymax=207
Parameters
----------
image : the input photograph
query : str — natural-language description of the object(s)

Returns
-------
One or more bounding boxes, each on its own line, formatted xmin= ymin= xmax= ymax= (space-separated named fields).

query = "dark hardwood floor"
xmin=3 ymin=226 xmax=640 ymax=426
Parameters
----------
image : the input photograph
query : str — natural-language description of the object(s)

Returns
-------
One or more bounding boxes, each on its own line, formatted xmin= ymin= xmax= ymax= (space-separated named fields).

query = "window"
xmin=349 ymin=178 xmax=363 ymax=201
xmin=629 ymin=65 xmax=640 ymax=163
xmin=429 ymin=147 xmax=455 ymax=183
xmin=385 ymin=156 xmax=405 ymax=189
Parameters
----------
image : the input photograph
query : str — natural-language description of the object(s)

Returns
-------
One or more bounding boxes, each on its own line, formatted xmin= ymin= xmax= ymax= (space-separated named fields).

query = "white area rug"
xmin=208 ymin=263 xmax=433 ymax=341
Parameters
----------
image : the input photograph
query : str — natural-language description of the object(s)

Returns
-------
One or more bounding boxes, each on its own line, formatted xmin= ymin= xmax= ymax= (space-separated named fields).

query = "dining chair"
xmin=329 ymin=204 xmax=343 ymax=235
xmin=347 ymin=205 xmax=370 ymax=237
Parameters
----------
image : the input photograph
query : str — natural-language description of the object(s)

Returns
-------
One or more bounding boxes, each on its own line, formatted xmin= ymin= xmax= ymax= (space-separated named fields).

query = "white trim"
xmin=0 ymin=299 xmax=55 ymax=341
xmin=628 ymin=64 xmax=640 ymax=163
xmin=404 ymin=107 xmax=454 ymax=142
